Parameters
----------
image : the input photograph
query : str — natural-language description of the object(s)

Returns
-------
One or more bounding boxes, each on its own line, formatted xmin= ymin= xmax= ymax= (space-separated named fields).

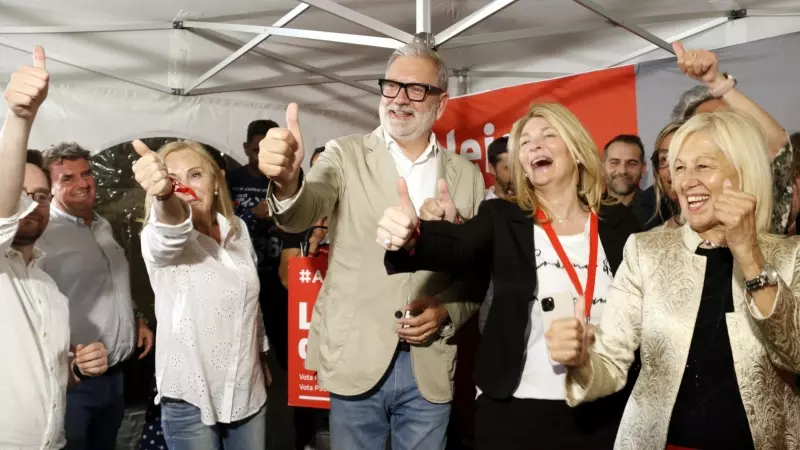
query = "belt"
xmin=101 ymin=362 xmax=123 ymax=377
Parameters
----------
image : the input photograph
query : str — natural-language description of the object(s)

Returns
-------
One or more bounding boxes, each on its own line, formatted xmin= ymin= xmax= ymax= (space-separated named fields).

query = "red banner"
xmin=434 ymin=66 xmax=639 ymax=187
xmin=287 ymin=255 xmax=330 ymax=409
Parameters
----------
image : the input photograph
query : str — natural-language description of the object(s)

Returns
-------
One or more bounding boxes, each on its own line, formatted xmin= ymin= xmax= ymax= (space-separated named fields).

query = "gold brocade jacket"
xmin=567 ymin=225 xmax=800 ymax=450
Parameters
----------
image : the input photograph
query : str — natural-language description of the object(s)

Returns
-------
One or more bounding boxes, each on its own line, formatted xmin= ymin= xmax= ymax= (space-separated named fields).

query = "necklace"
xmin=700 ymin=239 xmax=728 ymax=249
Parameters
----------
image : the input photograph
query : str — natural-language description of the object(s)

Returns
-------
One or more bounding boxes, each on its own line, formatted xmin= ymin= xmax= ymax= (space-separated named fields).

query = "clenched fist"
xmin=73 ymin=342 xmax=109 ymax=377
xmin=419 ymin=179 xmax=457 ymax=222
xmin=132 ymin=139 xmax=172 ymax=198
xmin=258 ymin=103 xmax=305 ymax=199
xmin=545 ymin=298 xmax=595 ymax=367
xmin=4 ymin=45 xmax=49 ymax=119
xmin=673 ymin=41 xmax=722 ymax=86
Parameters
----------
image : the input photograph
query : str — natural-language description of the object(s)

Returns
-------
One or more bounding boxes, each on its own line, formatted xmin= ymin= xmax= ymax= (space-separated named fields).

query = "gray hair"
xmin=42 ymin=142 xmax=91 ymax=172
xmin=670 ymin=85 xmax=714 ymax=121
xmin=386 ymin=41 xmax=449 ymax=93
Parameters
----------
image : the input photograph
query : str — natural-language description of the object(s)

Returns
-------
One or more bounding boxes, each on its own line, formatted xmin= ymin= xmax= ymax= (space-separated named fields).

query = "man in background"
xmin=228 ymin=119 xmax=308 ymax=449
xmin=37 ymin=141 xmax=153 ymax=450
xmin=602 ymin=134 xmax=655 ymax=227
xmin=485 ymin=136 xmax=513 ymax=200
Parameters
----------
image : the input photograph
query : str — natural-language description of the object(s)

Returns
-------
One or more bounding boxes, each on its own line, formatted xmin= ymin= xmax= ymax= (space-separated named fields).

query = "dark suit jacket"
xmin=385 ymin=199 xmax=642 ymax=442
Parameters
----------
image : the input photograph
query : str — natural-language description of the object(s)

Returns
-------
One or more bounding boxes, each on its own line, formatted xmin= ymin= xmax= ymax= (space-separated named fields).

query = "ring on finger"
xmin=383 ymin=235 xmax=392 ymax=249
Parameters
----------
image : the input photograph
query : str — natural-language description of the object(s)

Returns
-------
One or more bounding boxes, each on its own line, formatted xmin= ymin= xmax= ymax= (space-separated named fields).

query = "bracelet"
xmin=155 ymin=181 xmax=175 ymax=201
xmin=709 ymin=73 xmax=736 ymax=98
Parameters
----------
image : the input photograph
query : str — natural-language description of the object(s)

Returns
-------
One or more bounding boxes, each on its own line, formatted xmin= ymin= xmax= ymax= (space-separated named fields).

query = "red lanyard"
xmin=535 ymin=209 xmax=599 ymax=321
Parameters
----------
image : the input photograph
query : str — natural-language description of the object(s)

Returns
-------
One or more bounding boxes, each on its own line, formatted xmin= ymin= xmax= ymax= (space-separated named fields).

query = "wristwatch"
xmin=710 ymin=73 xmax=737 ymax=98
xmin=745 ymin=263 xmax=779 ymax=292
xmin=135 ymin=311 xmax=149 ymax=326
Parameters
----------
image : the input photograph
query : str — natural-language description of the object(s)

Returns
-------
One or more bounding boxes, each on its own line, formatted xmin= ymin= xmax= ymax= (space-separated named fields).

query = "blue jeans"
xmin=161 ymin=400 xmax=267 ymax=450
xmin=329 ymin=350 xmax=451 ymax=450
xmin=64 ymin=371 xmax=125 ymax=450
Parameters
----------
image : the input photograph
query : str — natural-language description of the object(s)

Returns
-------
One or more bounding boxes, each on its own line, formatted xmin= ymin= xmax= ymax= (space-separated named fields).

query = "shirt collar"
xmin=50 ymin=203 xmax=99 ymax=226
xmin=4 ymin=194 xmax=48 ymax=264
xmin=383 ymin=128 xmax=439 ymax=160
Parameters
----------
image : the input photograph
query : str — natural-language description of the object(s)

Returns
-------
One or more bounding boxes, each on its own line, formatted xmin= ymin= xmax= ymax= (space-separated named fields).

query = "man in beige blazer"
xmin=260 ymin=42 xmax=485 ymax=450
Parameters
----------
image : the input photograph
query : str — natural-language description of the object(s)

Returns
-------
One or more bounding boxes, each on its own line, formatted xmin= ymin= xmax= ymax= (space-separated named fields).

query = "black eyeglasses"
xmin=651 ymin=149 xmax=669 ymax=169
xmin=378 ymin=79 xmax=444 ymax=102
xmin=24 ymin=189 xmax=52 ymax=206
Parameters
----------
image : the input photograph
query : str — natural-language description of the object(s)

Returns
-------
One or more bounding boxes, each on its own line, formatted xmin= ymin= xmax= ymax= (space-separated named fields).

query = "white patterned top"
xmin=141 ymin=204 xmax=268 ymax=425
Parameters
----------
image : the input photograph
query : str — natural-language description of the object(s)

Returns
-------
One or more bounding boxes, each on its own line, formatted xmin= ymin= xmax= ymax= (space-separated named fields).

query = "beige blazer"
xmin=566 ymin=225 xmax=800 ymax=449
xmin=267 ymin=127 xmax=485 ymax=402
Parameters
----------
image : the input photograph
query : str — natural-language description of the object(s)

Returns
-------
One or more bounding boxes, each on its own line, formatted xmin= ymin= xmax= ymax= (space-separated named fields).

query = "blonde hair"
xmin=507 ymin=103 xmax=608 ymax=221
xmin=668 ymin=110 xmax=773 ymax=232
xmin=651 ymin=120 xmax=685 ymax=225
xmin=143 ymin=140 xmax=237 ymax=234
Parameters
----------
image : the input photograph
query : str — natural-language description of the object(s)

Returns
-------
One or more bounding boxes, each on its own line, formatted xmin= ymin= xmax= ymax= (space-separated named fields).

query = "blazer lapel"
xmin=509 ymin=209 xmax=535 ymax=267
xmin=364 ymin=127 xmax=402 ymax=207
xmin=436 ymin=145 xmax=457 ymax=199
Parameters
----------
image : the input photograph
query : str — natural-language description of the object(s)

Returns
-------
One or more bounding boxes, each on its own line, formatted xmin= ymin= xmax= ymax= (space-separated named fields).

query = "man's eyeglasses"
xmin=24 ymin=190 xmax=52 ymax=206
xmin=378 ymin=79 xmax=444 ymax=102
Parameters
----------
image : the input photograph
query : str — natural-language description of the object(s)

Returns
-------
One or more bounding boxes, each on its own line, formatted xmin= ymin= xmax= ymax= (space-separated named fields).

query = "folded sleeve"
xmin=140 ymin=202 xmax=194 ymax=268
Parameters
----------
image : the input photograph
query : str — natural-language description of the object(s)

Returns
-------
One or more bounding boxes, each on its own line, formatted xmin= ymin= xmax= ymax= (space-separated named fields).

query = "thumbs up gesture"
xmin=131 ymin=140 xmax=173 ymax=198
xmin=4 ymin=45 xmax=49 ymax=119
xmin=545 ymin=297 xmax=596 ymax=367
xmin=672 ymin=41 xmax=722 ymax=86
xmin=419 ymin=179 xmax=458 ymax=222
xmin=376 ymin=177 xmax=419 ymax=251
xmin=258 ymin=103 xmax=305 ymax=198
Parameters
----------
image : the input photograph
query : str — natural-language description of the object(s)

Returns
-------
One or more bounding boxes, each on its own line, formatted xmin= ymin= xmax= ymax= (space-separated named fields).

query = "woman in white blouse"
xmin=132 ymin=139 xmax=270 ymax=450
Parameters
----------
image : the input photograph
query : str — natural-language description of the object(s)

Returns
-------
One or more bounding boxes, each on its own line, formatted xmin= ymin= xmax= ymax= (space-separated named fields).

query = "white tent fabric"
xmin=2 ymin=0 xmax=800 ymax=164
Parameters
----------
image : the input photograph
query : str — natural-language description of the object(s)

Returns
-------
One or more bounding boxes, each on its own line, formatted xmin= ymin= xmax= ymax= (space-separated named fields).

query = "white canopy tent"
xmin=2 ymin=0 xmax=800 ymax=163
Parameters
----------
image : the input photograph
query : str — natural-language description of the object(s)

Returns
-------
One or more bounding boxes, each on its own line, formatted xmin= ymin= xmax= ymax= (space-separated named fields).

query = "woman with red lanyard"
xmin=375 ymin=103 xmax=641 ymax=449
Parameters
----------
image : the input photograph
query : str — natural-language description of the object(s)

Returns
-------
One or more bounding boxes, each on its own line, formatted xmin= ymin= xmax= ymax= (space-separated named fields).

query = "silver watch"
xmin=745 ymin=264 xmax=779 ymax=292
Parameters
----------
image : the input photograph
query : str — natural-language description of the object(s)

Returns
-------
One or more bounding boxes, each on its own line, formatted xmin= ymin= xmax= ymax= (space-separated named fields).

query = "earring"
xmin=214 ymin=189 xmax=219 ymax=196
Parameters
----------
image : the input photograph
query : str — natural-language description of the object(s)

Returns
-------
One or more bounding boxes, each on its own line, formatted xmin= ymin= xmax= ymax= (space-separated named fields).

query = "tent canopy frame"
xmin=1 ymin=2 xmax=798 ymax=96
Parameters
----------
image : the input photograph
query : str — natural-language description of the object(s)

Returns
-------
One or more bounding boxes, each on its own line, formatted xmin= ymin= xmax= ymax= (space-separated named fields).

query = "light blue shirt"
xmin=37 ymin=206 xmax=136 ymax=366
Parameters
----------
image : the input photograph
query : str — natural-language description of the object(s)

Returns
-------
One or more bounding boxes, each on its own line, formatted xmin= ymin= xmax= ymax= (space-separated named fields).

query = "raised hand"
xmin=131 ymin=139 xmax=172 ymax=198
xmin=714 ymin=179 xmax=761 ymax=266
xmin=258 ymin=103 xmax=305 ymax=198
xmin=545 ymin=297 xmax=595 ymax=367
xmin=4 ymin=45 xmax=49 ymax=119
xmin=376 ymin=177 xmax=419 ymax=251
xmin=436 ymin=179 xmax=457 ymax=222
xmin=419 ymin=179 xmax=457 ymax=222
xmin=673 ymin=41 xmax=722 ymax=86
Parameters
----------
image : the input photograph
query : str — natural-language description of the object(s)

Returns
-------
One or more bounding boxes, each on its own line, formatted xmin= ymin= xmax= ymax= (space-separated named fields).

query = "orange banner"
xmin=287 ymin=255 xmax=330 ymax=409
xmin=434 ymin=65 xmax=639 ymax=187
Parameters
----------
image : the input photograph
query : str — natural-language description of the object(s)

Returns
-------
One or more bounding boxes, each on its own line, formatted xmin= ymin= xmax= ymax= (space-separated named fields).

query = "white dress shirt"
xmin=38 ymin=206 xmax=136 ymax=366
xmin=276 ymin=128 xmax=441 ymax=213
xmin=383 ymin=130 xmax=439 ymax=215
xmin=141 ymin=205 xmax=268 ymax=426
xmin=512 ymin=219 xmax=612 ymax=399
xmin=0 ymin=196 xmax=70 ymax=450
